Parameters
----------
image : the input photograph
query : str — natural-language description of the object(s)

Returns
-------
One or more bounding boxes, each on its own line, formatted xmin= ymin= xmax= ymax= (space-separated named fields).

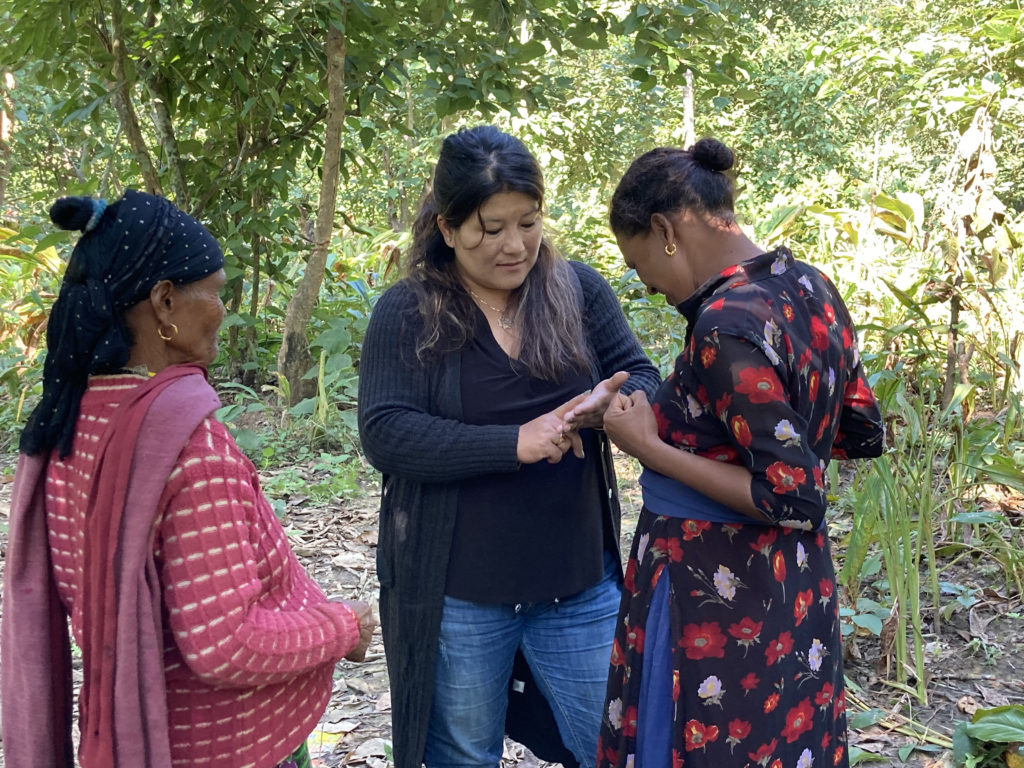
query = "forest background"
xmin=1 ymin=0 xmax=1024 ymax=765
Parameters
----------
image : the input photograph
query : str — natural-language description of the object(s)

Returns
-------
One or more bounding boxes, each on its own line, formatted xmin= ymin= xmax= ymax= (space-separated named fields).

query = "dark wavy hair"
xmin=406 ymin=125 xmax=589 ymax=381
xmin=609 ymin=137 xmax=737 ymax=238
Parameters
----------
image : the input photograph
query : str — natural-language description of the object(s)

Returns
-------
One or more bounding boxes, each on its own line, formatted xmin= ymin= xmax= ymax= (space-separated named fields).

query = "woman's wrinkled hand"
xmin=517 ymin=390 xmax=589 ymax=464
xmin=342 ymin=600 xmax=376 ymax=662
xmin=561 ymin=371 xmax=631 ymax=432
xmin=603 ymin=389 xmax=660 ymax=463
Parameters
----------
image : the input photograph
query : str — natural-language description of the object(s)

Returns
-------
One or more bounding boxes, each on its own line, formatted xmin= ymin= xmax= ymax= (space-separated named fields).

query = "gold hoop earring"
xmin=665 ymin=243 xmax=677 ymax=256
xmin=158 ymin=323 xmax=178 ymax=342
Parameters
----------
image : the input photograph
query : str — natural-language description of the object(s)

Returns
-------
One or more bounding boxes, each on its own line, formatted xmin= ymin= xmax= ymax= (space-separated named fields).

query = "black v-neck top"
xmin=445 ymin=310 xmax=605 ymax=603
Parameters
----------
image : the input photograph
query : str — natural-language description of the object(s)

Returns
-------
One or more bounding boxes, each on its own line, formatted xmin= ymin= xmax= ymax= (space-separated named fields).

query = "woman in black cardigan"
xmin=358 ymin=126 xmax=659 ymax=768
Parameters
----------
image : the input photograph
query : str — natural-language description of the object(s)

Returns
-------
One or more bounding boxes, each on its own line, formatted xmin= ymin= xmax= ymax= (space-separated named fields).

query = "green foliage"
xmin=953 ymin=706 xmax=1024 ymax=768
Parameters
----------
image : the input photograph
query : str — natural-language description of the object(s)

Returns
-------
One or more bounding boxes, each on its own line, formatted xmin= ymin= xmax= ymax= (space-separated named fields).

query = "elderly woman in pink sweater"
xmin=1 ymin=190 xmax=374 ymax=768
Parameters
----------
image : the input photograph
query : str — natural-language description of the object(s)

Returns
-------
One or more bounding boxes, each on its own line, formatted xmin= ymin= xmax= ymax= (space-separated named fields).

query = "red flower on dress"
xmin=728 ymin=719 xmax=751 ymax=741
xmin=816 ymin=682 xmax=834 ymax=708
xmin=709 ymin=297 xmax=726 ymax=311
xmin=815 ymin=412 xmax=831 ymax=442
xmin=715 ymin=392 xmax=732 ymax=417
xmin=783 ymin=303 xmax=795 ymax=322
xmin=763 ymin=692 xmax=780 ymax=713
xmin=681 ymin=519 xmax=711 ymax=541
xmin=740 ymin=671 xmax=761 ymax=691
xmin=765 ymin=631 xmax=794 ymax=665
xmin=842 ymin=326 xmax=852 ymax=349
xmin=683 ymin=720 xmax=719 ymax=751
xmin=833 ymin=746 xmax=846 ymax=765
xmin=679 ymin=621 xmax=728 ymax=659
xmin=652 ymin=402 xmax=670 ymax=438
xmin=845 ymin=376 xmax=875 ymax=408
xmin=823 ymin=302 xmax=836 ymax=324
xmin=671 ymin=431 xmax=697 ymax=449
xmin=623 ymin=557 xmax=637 ymax=593
xmin=818 ymin=577 xmax=834 ymax=607
xmin=794 ymin=589 xmax=813 ymax=626
xmin=833 ymin=689 xmax=846 ymax=720
xmin=736 ymin=366 xmax=786 ymax=403
xmin=705 ymin=444 xmax=739 ymax=463
xmin=609 ymin=637 xmax=626 ymax=667
xmin=651 ymin=563 xmax=665 ymax=589
xmin=772 ymin=550 xmax=787 ymax=583
xmin=770 ymin=761 xmax=783 ymax=768
xmin=731 ymin=414 xmax=753 ymax=448
xmin=728 ymin=617 xmax=763 ymax=648
xmin=653 ymin=537 xmax=683 ymax=562
xmin=673 ymin=669 xmax=680 ymax=701
xmin=701 ymin=345 xmax=717 ymax=368
xmin=626 ymin=625 xmax=645 ymax=653
xmin=766 ymin=462 xmax=806 ymax=494
xmin=696 ymin=384 xmax=710 ymax=405
xmin=798 ymin=347 xmax=812 ymax=370
xmin=750 ymin=528 xmax=777 ymax=558
xmin=622 ymin=705 xmax=638 ymax=737
xmin=748 ymin=739 xmax=778 ymax=766
xmin=810 ymin=315 xmax=830 ymax=350
xmin=808 ymin=370 xmax=820 ymax=401
xmin=781 ymin=698 xmax=815 ymax=742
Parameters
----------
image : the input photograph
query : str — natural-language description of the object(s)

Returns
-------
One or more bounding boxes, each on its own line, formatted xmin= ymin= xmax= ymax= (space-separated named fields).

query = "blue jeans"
xmin=424 ymin=558 xmax=621 ymax=768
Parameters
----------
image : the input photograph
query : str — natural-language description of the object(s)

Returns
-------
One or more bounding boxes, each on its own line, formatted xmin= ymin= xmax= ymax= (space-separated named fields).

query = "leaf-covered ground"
xmin=1 ymin=453 xmax=1022 ymax=767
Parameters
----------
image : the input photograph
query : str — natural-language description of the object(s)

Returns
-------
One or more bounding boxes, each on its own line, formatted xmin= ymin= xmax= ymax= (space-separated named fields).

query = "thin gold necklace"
xmin=469 ymin=289 xmax=514 ymax=330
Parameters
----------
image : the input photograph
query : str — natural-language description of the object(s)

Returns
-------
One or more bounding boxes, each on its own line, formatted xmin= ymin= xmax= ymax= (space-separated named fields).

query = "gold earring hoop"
xmin=665 ymin=243 xmax=677 ymax=256
xmin=158 ymin=323 xmax=178 ymax=342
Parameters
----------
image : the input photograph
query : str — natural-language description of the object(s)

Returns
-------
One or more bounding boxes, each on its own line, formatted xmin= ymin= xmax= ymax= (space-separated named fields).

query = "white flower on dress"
xmin=686 ymin=393 xmax=703 ymax=418
xmin=713 ymin=565 xmax=738 ymax=600
xmin=607 ymin=698 xmax=623 ymax=730
xmin=759 ymin=338 xmax=782 ymax=366
xmin=797 ymin=747 xmax=814 ymax=768
xmin=799 ymin=275 xmax=815 ymax=293
xmin=828 ymin=367 xmax=836 ymax=395
xmin=771 ymin=254 xmax=788 ymax=275
xmin=796 ymin=542 xmax=808 ymax=570
xmin=698 ymin=675 xmax=723 ymax=699
xmin=625 ymin=754 xmax=635 ymax=768
xmin=808 ymin=638 xmax=825 ymax=672
xmin=774 ymin=419 xmax=801 ymax=447
xmin=637 ymin=532 xmax=650 ymax=564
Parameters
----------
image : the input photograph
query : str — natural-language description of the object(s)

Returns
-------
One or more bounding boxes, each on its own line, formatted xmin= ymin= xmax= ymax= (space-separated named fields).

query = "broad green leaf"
xmin=965 ymin=706 xmax=1024 ymax=743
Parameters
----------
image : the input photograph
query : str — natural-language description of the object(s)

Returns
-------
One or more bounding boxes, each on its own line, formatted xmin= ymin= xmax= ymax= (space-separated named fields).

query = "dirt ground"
xmin=1 ymin=453 xmax=1022 ymax=768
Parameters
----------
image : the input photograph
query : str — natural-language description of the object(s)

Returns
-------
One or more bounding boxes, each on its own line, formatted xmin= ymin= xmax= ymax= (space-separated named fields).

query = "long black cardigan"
xmin=357 ymin=261 xmax=660 ymax=767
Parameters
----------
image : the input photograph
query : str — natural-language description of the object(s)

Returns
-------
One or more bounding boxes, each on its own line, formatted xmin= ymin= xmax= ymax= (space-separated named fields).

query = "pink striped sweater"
xmin=44 ymin=374 xmax=360 ymax=768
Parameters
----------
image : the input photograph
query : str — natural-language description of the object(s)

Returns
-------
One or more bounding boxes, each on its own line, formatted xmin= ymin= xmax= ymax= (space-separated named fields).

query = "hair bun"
xmin=49 ymin=196 xmax=107 ymax=233
xmin=690 ymin=138 xmax=734 ymax=173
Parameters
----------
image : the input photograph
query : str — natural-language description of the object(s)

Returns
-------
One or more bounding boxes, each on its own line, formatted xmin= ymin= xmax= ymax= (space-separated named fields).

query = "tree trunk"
xmin=108 ymin=0 xmax=162 ymax=195
xmin=146 ymin=70 xmax=189 ymax=207
xmin=277 ymin=13 xmax=347 ymax=406
xmin=0 ymin=71 xmax=14 ymax=211
xmin=682 ymin=68 xmax=695 ymax=147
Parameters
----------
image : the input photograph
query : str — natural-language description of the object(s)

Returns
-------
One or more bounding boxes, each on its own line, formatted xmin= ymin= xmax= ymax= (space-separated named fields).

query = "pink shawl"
xmin=1 ymin=364 xmax=220 ymax=767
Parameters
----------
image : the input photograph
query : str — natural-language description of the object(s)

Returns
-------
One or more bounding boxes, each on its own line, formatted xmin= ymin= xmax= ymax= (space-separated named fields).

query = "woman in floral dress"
xmin=592 ymin=139 xmax=885 ymax=768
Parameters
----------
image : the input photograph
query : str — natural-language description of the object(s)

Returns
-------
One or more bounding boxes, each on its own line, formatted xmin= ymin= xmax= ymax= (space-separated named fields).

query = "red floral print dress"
xmin=597 ymin=248 xmax=884 ymax=768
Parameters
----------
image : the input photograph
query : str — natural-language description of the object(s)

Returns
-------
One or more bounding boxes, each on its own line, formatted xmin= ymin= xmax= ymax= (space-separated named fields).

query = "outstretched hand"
xmin=561 ymin=371 xmax=631 ymax=431
xmin=517 ymin=390 xmax=590 ymax=464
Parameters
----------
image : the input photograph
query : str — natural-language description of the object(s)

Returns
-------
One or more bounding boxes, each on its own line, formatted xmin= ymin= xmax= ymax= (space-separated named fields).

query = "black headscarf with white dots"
xmin=20 ymin=189 xmax=224 ymax=458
